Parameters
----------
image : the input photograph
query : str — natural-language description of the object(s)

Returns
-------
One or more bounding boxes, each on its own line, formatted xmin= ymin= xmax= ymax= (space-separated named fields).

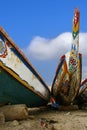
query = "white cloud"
xmin=25 ymin=32 xmax=72 ymax=60
xmin=23 ymin=32 xmax=87 ymax=82
xmin=25 ymin=32 xmax=87 ymax=61
xmin=79 ymin=33 xmax=87 ymax=58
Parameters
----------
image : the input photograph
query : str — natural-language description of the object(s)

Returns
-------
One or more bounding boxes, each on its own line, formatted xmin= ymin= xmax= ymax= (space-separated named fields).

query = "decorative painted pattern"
xmin=73 ymin=8 xmax=80 ymax=39
xmin=0 ymin=37 xmax=7 ymax=58
xmin=69 ymin=55 xmax=77 ymax=73
xmin=0 ymin=26 xmax=50 ymax=105
xmin=71 ymin=8 xmax=80 ymax=55
xmin=51 ymin=8 xmax=82 ymax=105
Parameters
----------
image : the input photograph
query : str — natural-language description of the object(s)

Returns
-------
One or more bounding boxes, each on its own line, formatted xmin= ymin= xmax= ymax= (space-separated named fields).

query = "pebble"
xmin=0 ymin=112 xmax=5 ymax=124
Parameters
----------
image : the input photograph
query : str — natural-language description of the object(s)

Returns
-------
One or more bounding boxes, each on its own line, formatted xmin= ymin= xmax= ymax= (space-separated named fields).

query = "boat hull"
xmin=0 ymin=67 xmax=48 ymax=107
xmin=51 ymin=52 xmax=82 ymax=105
xmin=76 ymin=79 xmax=87 ymax=107
xmin=0 ymin=26 xmax=50 ymax=107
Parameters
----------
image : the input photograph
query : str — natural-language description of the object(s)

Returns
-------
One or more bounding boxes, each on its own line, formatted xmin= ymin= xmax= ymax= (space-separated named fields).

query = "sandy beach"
xmin=0 ymin=106 xmax=87 ymax=130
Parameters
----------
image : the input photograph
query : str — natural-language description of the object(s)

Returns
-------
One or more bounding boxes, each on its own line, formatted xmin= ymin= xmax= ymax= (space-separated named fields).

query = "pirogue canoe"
xmin=76 ymin=79 xmax=87 ymax=107
xmin=51 ymin=8 xmax=82 ymax=105
xmin=0 ymin=26 xmax=50 ymax=107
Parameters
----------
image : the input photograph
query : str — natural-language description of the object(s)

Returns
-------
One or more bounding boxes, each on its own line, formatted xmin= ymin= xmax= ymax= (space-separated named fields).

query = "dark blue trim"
xmin=0 ymin=33 xmax=5 ymax=42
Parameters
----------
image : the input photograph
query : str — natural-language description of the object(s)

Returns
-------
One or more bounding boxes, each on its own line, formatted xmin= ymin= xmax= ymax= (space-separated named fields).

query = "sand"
xmin=0 ymin=106 xmax=87 ymax=130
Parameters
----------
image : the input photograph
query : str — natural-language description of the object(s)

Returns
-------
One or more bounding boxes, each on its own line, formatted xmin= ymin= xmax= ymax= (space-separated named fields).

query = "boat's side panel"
xmin=77 ymin=79 xmax=87 ymax=106
xmin=0 ymin=31 xmax=50 ymax=101
xmin=51 ymin=8 xmax=82 ymax=105
xmin=0 ymin=67 xmax=47 ymax=107
xmin=51 ymin=53 xmax=82 ymax=105
xmin=66 ymin=52 xmax=82 ymax=97
xmin=51 ymin=55 xmax=67 ymax=97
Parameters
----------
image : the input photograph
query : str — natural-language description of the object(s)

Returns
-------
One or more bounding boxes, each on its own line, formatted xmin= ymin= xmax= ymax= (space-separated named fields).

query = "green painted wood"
xmin=0 ymin=67 xmax=47 ymax=107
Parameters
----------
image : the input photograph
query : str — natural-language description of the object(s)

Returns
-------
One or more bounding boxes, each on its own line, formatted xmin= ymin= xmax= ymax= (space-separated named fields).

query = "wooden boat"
xmin=0 ymin=26 xmax=50 ymax=107
xmin=51 ymin=8 xmax=82 ymax=105
xmin=76 ymin=79 xmax=87 ymax=107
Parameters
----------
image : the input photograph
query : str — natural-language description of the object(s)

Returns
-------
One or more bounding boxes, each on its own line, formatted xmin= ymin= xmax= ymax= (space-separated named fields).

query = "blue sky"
xmin=0 ymin=0 xmax=87 ymax=85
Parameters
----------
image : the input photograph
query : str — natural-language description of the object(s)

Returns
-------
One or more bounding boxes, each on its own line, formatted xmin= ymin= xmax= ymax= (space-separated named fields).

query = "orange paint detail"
xmin=0 ymin=41 xmax=7 ymax=58
xmin=73 ymin=8 xmax=80 ymax=33
xmin=63 ymin=61 xmax=68 ymax=73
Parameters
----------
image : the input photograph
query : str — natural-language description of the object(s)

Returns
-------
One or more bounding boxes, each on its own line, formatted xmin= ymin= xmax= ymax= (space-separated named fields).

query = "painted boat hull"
xmin=0 ymin=26 xmax=50 ymax=107
xmin=76 ymin=79 xmax=87 ymax=107
xmin=51 ymin=52 xmax=82 ymax=105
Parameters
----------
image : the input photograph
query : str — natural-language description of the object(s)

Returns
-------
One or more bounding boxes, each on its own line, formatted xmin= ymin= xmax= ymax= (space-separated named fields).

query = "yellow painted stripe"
xmin=73 ymin=23 xmax=79 ymax=32
xmin=0 ymin=61 xmax=48 ymax=101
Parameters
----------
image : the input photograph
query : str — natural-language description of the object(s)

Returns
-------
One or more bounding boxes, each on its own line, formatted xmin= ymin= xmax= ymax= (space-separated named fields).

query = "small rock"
xmin=66 ymin=112 xmax=71 ymax=115
xmin=0 ymin=112 xmax=5 ymax=124
xmin=10 ymin=120 xmax=19 ymax=126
